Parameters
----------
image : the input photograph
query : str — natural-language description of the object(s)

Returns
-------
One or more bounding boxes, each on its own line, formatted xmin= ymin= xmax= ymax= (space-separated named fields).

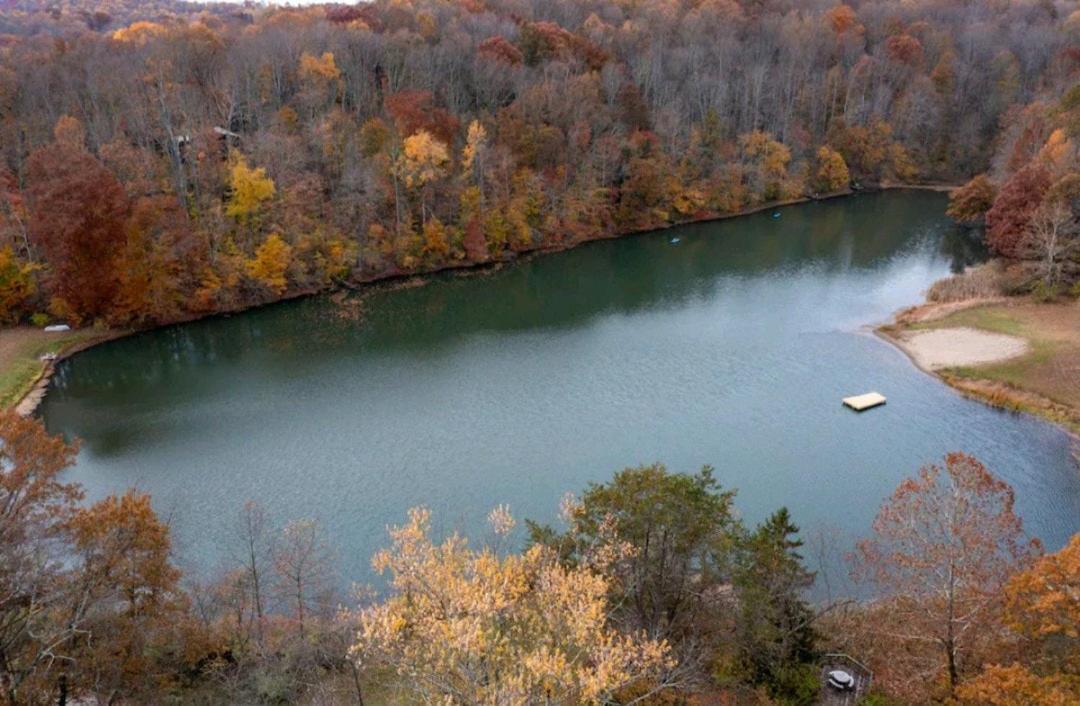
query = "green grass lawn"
xmin=0 ymin=328 xmax=114 ymax=409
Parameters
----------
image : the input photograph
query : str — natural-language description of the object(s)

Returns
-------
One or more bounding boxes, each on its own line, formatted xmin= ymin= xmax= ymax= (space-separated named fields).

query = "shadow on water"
xmin=48 ymin=191 xmax=983 ymax=397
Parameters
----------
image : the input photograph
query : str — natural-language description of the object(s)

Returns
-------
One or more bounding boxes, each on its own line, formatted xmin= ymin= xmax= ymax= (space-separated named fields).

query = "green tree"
xmin=732 ymin=508 xmax=818 ymax=704
xmin=0 ymin=247 xmax=36 ymax=323
xmin=529 ymin=464 xmax=740 ymax=660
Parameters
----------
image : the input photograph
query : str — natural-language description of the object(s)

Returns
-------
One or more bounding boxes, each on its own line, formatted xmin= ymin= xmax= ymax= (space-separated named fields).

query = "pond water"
xmin=41 ymin=191 xmax=1080 ymax=587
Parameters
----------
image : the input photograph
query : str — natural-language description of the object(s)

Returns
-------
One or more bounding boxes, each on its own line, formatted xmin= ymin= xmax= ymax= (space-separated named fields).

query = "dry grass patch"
xmin=920 ymin=300 xmax=1080 ymax=428
xmin=926 ymin=262 xmax=1010 ymax=302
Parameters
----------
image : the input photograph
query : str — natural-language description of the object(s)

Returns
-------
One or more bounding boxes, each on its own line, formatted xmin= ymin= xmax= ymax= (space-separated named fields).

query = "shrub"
xmin=768 ymin=663 xmax=821 ymax=705
xmin=1030 ymin=279 xmax=1062 ymax=302
xmin=926 ymin=263 xmax=1006 ymax=302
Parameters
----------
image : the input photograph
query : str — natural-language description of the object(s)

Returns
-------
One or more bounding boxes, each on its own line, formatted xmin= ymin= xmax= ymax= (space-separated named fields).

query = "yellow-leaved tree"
xmin=226 ymin=154 xmax=276 ymax=222
xmin=461 ymin=120 xmax=488 ymax=188
xmin=352 ymin=506 xmax=675 ymax=705
xmin=814 ymin=146 xmax=850 ymax=193
xmin=246 ymin=234 xmax=292 ymax=294
xmin=110 ymin=21 xmax=168 ymax=45
xmin=396 ymin=130 xmax=449 ymax=224
xmin=399 ymin=130 xmax=450 ymax=187
xmin=0 ymin=246 xmax=36 ymax=323
xmin=298 ymin=52 xmax=341 ymax=111
xmin=298 ymin=51 xmax=340 ymax=82
xmin=739 ymin=130 xmax=791 ymax=200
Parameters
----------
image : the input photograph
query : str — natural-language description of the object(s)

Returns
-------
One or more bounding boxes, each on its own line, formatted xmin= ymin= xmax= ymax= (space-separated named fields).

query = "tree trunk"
xmin=349 ymin=660 xmax=366 ymax=706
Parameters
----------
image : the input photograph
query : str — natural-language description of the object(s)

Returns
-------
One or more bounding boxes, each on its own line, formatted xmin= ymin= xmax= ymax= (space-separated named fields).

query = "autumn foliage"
xmin=947 ymin=84 xmax=1078 ymax=289
xmin=355 ymin=506 xmax=674 ymax=705
xmin=948 ymin=174 xmax=998 ymax=224
xmin=25 ymin=141 xmax=128 ymax=322
xmin=0 ymin=0 xmax=1070 ymax=327
xmin=851 ymin=453 xmax=1042 ymax=700
xmin=957 ymin=533 xmax=1080 ymax=705
xmin=985 ymin=165 xmax=1054 ymax=257
xmin=1 ymin=408 xmax=1078 ymax=704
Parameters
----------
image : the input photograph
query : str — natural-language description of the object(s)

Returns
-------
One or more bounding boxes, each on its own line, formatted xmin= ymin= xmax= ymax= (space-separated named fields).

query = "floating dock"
xmin=842 ymin=392 xmax=886 ymax=411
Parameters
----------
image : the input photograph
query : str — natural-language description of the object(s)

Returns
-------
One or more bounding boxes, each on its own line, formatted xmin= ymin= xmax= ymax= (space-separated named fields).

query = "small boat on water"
xmin=670 ymin=237 xmax=680 ymax=244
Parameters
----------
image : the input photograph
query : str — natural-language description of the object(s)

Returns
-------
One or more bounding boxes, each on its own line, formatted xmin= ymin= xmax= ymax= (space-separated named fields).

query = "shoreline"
xmin=11 ymin=330 xmax=129 ymax=417
xmin=10 ymin=184 xmax=955 ymax=416
xmin=876 ymin=300 xmax=1080 ymax=438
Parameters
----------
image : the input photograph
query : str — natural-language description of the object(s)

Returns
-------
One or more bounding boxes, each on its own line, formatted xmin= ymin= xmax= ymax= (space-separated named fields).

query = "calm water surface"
xmin=41 ymin=191 xmax=1080 ymax=585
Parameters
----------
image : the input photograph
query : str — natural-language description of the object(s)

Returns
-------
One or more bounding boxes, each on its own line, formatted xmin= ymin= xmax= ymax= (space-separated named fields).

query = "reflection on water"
xmin=42 ymin=191 xmax=1076 ymax=589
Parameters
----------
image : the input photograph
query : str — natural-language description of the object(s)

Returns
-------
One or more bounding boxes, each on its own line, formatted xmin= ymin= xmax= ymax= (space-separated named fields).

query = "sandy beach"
xmin=892 ymin=327 xmax=1030 ymax=371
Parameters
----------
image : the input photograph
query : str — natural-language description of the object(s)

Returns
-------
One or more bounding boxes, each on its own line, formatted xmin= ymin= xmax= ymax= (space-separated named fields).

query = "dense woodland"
xmin=0 ymin=0 xmax=1076 ymax=326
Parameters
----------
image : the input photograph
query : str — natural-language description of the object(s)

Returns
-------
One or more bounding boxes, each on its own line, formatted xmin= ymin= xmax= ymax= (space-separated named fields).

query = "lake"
xmin=40 ymin=191 xmax=1080 ymax=588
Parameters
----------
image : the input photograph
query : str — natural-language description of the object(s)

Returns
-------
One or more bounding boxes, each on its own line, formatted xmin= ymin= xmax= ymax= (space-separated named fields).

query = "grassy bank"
xmin=0 ymin=326 xmax=120 ymax=412
xmin=884 ymin=299 xmax=1080 ymax=434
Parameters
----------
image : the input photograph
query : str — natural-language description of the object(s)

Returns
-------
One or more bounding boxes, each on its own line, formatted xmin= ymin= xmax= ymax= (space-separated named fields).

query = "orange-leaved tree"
xmin=0 ymin=412 xmax=82 ymax=704
xmin=814 ymin=146 xmax=850 ymax=193
xmin=947 ymin=175 xmax=998 ymax=225
xmin=0 ymin=413 xmax=196 ymax=705
xmin=64 ymin=491 xmax=187 ymax=703
xmin=956 ymin=533 xmax=1079 ymax=705
xmin=852 ymin=453 xmax=1041 ymax=697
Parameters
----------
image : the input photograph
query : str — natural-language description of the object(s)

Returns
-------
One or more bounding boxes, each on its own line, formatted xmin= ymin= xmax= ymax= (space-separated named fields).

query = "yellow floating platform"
xmin=842 ymin=392 xmax=887 ymax=411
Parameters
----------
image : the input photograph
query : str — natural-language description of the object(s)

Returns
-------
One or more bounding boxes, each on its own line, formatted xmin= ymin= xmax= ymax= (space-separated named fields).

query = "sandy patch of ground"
xmin=882 ymin=298 xmax=1080 ymax=433
xmin=895 ymin=326 xmax=1030 ymax=370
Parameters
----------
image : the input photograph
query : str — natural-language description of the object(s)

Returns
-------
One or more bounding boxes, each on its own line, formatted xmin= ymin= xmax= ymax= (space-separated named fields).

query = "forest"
xmin=0 ymin=0 xmax=1075 ymax=327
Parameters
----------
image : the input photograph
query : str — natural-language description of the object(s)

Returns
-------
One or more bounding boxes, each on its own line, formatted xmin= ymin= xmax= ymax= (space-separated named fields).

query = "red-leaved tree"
xmin=984 ymin=164 xmax=1051 ymax=257
xmin=25 ymin=143 xmax=129 ymax=322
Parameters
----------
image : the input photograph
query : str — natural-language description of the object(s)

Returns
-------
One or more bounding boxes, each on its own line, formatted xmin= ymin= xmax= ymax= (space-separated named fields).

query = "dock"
xmin=842 ymin=392 xmax=886 ymax=411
